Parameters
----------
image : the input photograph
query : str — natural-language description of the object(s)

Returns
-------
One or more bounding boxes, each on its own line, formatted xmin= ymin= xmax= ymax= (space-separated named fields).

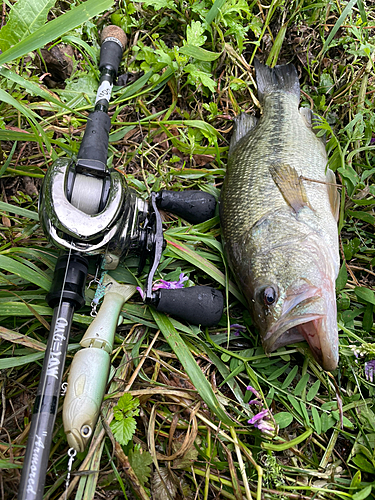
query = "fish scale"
xmin=220 ymin=60 xmax=340 ymax=371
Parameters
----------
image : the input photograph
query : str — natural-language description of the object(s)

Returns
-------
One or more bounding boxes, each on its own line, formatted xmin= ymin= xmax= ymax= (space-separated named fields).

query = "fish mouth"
xmin=65 ymin=423 xmax=93 ymax=453
xmin=263 ymin=285 xmax=338 ymax=371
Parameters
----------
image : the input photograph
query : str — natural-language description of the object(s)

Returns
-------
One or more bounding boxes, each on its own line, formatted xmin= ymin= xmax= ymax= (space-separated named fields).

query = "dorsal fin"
xmin=229 ymin=113 xmax=258 ymax=152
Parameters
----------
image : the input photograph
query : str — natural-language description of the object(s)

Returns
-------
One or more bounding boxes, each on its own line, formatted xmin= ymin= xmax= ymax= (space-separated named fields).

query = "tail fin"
xmin=254 ymin=59 xmax=300 ymax=103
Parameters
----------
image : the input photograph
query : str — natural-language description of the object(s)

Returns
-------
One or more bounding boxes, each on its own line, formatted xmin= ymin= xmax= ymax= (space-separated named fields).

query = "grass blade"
xmin=0 ymin=201 xmax=39 ymax=220
xmin=151 ymin=308 xmax=233 ymax=426
xmin=0 ymin=0 xmax=113 ymax=65
xmin=0 ymin=255 xmax=51 ymax=290
xmin=165 ymin=237 xmax=245 ymax=305
xmin=320 ymin=0 xmax=358 ymax=56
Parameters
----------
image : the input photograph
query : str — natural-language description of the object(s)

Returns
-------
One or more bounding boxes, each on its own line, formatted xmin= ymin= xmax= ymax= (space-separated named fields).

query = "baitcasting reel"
xmin=40 ymin=162 xmax=223 ymax=325
xmin=39 ymin=26 xmax=223 ymax=326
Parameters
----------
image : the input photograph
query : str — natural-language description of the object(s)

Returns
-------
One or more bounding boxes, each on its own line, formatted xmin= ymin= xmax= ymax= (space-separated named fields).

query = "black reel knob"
xmin=152 ymin=286 xmax=224 ymax=326
xmin=156 ymin=190 xmax=216 ymax=224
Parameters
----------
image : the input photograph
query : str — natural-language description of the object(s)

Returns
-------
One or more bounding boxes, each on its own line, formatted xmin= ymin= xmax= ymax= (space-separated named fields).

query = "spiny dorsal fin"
xmin=270 ymin=164 xmax=312 ymax=213
xmin=229 ymin=113 xmax=258 ymax=152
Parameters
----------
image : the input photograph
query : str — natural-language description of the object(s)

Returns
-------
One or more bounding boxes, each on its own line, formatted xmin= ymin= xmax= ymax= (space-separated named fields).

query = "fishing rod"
xmin=19 ymin=22 xmax=224 ymax=499
xmin=18 ymin=25 xmax=127 ymax=500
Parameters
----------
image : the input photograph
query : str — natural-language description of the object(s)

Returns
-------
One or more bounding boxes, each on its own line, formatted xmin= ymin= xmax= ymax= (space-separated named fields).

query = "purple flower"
xmin=137 ymin=273 xmax=188 ymax=300
xmin=248 ymin=409 xmax=269 ymax=424
xmin=256 ymin=419 xmax=275 ymax=434
xmin=246 ymin=386 xmax=261 ymax=399
xmin=230 ymin=324 xmax=246 ymax=336
xmin=248 ymin=409 xmax=275 ymax=436
xmin=152 ymin=273 xmax=188 ymax=291
xmin=365 ymin=360 xmax=375 ymax=383
xmin=248 ymin=399 xmax=263 ymax=406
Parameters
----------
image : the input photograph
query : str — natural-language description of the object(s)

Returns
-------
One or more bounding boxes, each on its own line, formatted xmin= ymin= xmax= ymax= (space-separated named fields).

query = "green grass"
xmin=1 ymin=0 xmax=375 ymax=499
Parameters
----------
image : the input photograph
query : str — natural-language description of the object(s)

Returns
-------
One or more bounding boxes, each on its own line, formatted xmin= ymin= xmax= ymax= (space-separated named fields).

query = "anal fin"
xmin=270 ymin=164 xmax=312 ymax=213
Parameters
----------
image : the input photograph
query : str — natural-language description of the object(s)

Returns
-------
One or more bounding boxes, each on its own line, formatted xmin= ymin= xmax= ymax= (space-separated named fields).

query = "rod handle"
xmin=99 ymin=25 xmax=127 ymax=75
xmin=156 ymin=190 xmax=216 ymax=224
xmin=154 ymin=286 xmax=223 ymax=326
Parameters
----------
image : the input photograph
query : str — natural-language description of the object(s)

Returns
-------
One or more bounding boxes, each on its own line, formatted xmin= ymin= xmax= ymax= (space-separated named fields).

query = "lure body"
xmin=63 ymin=275 xmax=136 ymax=452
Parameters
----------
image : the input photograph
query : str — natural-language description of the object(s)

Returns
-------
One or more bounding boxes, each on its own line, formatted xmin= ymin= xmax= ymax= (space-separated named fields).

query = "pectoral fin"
xmin=270 ymin=164 xmax=312 ymax=213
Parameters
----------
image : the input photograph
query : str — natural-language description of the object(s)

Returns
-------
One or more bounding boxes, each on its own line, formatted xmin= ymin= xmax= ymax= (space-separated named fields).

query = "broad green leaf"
xmin=179 ymin=45 xmax=221 ymax=62
xmin=128 ymin=446 xmax=153 ymax=486
xmin=338 ymin=166 xmax=359 ymax=186
xmin=186 ymin=64 xmax=216 ymax=93
xmin=300 ymin=401 xmax=309 ymax=423
xmin=350 ymin=470 xmax=361 ymax=490
xmin=362 ymin=303 xmax=373 ymax=333
xmin=352 ymin=485 xmax=373 ymax=500
xmin=110 ymin=416 xmax=137 ymax=446
xmin=294 ymin=373 xmax=309 ymax=396
xmin=0 ymin=0 xmax=113 ymax=65
xmin=0 ymin=0 xmax=57 ymax=52
xmin=287 ymin=394 xmax=301 ymax=415
xmin=186 ymin=20 xmax=206 ymax=47
xmin=281 ymin=365 xmax=298 ymax=389
xmin=116 ymin=394 xmax=140 ymax=415
xmin=347 ymin=210 xmax=375 ymax=225
xmin=354 ymin=287 xmax=375 ymax=306
xmin=142 ymin=0 xmax=175 ymax=9
xmin=336 ymin=261 xmax=348 ymax=291
xmin=151 ymin=308 xmax=232 ymax=425
xmin=351 ymin=455 xmax=375 ymax=474
xmin=311 ymin=407 xmax=321 ymax=434
xmin=273 ymin=412 xmax=293 ymax=429
xmin=61 ymin=73 xmax=98 ymax=105
xmin=321 ymin=413 xmax=336 ymax=433
xmin=0 ymin=255 xmax=51 ymax=290
xmin=267 ymin=362 xmax=290 ymax=381
xmin=306 ymin=380 xmax=320 ymax=401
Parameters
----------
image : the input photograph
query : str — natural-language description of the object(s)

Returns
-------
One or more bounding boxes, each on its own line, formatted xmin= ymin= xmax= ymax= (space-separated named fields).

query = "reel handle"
xmin=153 ymin=286 xmax=223 ymax=326
xmin=156 ymin=190 xmax=216 ymax=224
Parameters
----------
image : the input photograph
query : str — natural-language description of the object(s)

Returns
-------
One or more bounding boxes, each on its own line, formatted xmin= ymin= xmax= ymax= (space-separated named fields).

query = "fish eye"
xmin=80 ymin=425 xmax=92 ymax=438
xmin=263 ymin=287 xmax=277 ymax=306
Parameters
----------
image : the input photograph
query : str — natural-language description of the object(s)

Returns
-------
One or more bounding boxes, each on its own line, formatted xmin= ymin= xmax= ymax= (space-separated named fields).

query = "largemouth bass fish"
xmin=220 ymin=60 xmax=340 ymax=371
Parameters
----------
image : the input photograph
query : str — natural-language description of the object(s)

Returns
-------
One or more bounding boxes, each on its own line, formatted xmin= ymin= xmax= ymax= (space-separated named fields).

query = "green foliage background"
xmin=0 ymin=0 xmax=375 ymax=499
